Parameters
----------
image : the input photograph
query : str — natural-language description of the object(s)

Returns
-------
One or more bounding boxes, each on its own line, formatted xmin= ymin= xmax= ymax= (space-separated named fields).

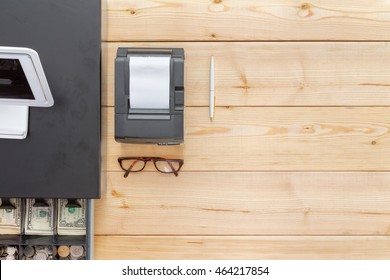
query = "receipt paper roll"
xmin=129 ymin=56 xmax=171 ymax=109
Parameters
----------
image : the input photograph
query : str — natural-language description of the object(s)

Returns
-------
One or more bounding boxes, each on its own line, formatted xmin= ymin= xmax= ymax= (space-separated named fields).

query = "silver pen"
xmin=210 ymin=55 xmax=215 ymax=121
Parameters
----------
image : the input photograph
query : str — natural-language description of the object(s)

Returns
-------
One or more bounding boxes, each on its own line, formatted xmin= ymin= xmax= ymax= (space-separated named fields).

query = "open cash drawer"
xmin=0 ymin=199 xmax=94 ymax=260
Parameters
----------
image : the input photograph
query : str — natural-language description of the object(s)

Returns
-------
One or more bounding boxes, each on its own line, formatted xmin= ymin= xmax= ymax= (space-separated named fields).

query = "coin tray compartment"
xmin=0 ymin=245 xmax=19 ymax=260
xmin=0 ymin=199 xmax=91 ymax=260
xmin=19 ymin=245 xmax=87 ymax=260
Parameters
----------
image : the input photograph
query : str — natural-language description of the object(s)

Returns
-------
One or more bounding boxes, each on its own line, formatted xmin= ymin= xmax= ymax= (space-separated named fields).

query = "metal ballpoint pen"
xmin=210 ymin=55 xmax=215 ymax=121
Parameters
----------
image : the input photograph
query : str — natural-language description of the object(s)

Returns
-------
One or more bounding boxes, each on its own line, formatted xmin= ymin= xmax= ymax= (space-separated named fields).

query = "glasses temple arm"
xmin=166 ymin=161 xmax=179 ymax=176
xmin=123 ymin=160 xmax=139 ymax=178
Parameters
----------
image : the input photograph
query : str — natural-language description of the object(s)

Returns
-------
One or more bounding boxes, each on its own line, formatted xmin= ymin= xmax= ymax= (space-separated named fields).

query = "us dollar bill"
xmin=24 ymin=199 xmax=54 ymax=235
xmin=0 ymin=199 xmax=21 ymax=234
xmin=57 ymin=199 xmax=86 ymax=235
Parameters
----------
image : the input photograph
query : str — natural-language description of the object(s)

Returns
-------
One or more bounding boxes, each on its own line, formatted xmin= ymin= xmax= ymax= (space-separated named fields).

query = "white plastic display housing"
xmin=0 ymin=46 xmax=54 ymax=139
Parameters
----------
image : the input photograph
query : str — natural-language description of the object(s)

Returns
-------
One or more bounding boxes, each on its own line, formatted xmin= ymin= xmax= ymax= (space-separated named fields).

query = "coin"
xmin=59 ymin=256 xmax=70 ymax=260
xmin=52 ymin=246 xmax=57 ymax=256
xmin=57 ymin=246 xmax=70 ymax=258
xmin=24 ymin=246 xmax=35 ymax=258
xmin=69 ymin=246 xmax=84 ymax=258
xmin=34 ymin=250 xmax=48 ymax=260
xmin=6 ymin=246 xmax=16 ymax=255
xmin=44 ymin=246 xmax=54 ymax=255
xmin=5 ymin=255 xmax=15 ymax=260
xmin=34 ymin=245 xmax=45 ymax=251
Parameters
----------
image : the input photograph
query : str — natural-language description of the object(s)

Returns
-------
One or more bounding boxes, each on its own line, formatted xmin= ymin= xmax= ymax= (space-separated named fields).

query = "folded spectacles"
xmin=117 ymin=157 xmax=184 ymax=177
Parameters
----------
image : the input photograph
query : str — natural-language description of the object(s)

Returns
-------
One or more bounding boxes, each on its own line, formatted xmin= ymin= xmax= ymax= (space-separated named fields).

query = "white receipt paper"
xmin=129 ymin=56 xmax=171 ymax=109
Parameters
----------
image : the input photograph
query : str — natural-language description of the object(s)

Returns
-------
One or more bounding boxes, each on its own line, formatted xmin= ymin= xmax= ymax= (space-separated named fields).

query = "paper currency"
xmin=57 ymin=199 xmax=86 ymax=235
xmin=0 ymin=198 xmax=21 ymax=234
xmin=24 ymin=199 xmax=54 ymax=235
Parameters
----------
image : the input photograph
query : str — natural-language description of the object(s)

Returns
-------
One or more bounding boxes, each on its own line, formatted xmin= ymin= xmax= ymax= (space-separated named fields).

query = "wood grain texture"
xmin=95 ymin=172 xmax=390 ymax=235
xmin=102 ymin=0 xmax=390 ymax=41
xmin=98 ymin=0 xmax=390 ymax=260
xmin=102 ymin=107 xmax=390 ymax=172
xmin=103 ymin=42 xmax=390 ymax=107
xmin=94 ymin=236 xmax=390 ymax=260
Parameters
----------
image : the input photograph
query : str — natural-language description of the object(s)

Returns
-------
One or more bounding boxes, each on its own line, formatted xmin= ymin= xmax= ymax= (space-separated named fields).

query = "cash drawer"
xmin=0 ymin=198 xmax=93 ymax=260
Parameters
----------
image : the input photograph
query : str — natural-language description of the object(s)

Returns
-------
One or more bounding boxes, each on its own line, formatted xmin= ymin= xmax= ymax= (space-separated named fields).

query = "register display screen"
xmin=0 ymin=58 xmax=34 ymax=100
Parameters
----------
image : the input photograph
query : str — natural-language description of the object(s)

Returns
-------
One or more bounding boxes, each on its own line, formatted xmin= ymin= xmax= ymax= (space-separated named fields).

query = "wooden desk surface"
xmin=96 ymin=0 xmax=390 ymax=259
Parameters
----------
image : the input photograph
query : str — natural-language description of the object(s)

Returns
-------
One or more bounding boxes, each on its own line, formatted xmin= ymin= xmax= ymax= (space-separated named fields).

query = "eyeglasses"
xmin=118 ymin=157 xmax=184 ymax=177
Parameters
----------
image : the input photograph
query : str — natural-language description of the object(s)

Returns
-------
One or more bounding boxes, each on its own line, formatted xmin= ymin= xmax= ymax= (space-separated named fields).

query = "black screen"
xmin=0 ymin=58 xmax=34 ymax=99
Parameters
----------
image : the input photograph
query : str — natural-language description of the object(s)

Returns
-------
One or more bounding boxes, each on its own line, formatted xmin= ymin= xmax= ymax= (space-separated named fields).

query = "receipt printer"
xmin=115 ymin=48 xmax=185 ymax=145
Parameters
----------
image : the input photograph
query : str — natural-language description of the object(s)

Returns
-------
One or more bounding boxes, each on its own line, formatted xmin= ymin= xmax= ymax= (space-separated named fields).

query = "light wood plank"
xmin=95 ymin=172 xmax=390 ymax=235
xmin=94 ymin=236 xmax=390 ymax=259
xmin=102 ymin=0 xmax=390 ymax=41
xmin=101 ymin=1 xmax=390 ymax=260
xmin=103 ymin=42 xmax=390 ymax=107
xmin=102 ymin=107 xmax=390 ymax=172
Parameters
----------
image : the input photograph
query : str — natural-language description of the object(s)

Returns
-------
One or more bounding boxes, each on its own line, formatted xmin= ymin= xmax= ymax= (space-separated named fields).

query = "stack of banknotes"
xmin=0 ymin=198 xmax=86 ymax=235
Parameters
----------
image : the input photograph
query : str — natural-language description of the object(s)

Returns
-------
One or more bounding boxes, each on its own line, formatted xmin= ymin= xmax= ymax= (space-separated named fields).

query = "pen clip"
xmin=213 ymin=96 xmax=216 ymax=118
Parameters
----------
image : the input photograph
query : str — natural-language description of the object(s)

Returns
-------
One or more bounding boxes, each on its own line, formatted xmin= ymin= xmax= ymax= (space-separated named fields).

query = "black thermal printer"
xmin=115 ymin=48 xmax=185 ymax=145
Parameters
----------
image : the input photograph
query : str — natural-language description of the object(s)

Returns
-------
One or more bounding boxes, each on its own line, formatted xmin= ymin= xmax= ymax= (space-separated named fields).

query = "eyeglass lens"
xmin=120 ymin=159 xmax=146 ymax=172
xmin=153 ymin=160 xmax=181 ymax=173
